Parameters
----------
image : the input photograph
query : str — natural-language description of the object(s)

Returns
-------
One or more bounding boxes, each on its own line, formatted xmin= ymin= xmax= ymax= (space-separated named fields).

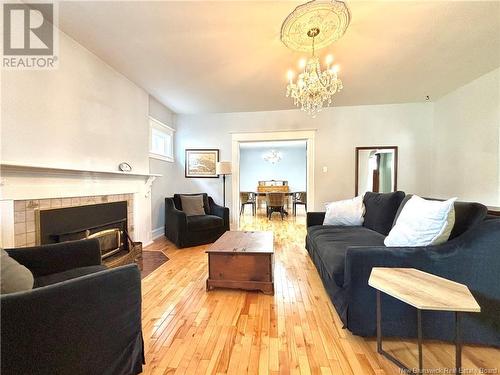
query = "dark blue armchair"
xmin=1 ymin=239 xmax=144 ymax=375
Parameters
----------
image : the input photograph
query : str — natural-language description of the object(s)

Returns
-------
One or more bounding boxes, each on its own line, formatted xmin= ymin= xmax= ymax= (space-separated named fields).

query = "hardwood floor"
xmin=141 ymin=212 xmax=499 ymax=374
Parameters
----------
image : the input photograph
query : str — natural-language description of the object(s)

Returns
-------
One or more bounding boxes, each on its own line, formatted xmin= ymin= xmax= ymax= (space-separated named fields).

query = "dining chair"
xmin=293 ymin=191 xmax=307 ymax=216
xmin=266 ymin=193 xmax=286 ymax=220
xmin=240 ymin=192 xmax=256 ymax=216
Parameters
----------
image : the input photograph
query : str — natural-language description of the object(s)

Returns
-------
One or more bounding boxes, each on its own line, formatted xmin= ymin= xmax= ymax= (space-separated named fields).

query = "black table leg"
xmin=377 ymin=290 xmax=382 ymax=353
xmin=456 ymin=312 xmax=462 ymax=374
xmin=418 ymin=309 xmax=423 ymax=371
xmin=376 ymin=291 xmax=418 ymax=373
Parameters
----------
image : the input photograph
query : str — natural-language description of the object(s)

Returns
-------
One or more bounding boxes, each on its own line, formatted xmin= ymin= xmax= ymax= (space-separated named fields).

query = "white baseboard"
xmin=143 ymin=240 xmax=154 ymax=248
xmin=151 ymin=226 xmax=164 ymax=240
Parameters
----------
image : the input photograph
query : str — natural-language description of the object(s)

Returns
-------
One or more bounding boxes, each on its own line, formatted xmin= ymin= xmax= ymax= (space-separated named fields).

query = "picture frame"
xmin=185 ymin=149 xmax=220 ymax=178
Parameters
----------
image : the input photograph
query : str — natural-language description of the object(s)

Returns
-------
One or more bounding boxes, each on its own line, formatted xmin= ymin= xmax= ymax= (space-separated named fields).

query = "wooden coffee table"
xmin=369 ymin=268 xmax=481 ymax=374
xmin=206 ymin=231 xmax=274 ymax=294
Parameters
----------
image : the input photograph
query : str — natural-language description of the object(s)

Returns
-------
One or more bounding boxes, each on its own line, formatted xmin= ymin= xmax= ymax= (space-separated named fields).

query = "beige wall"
xmin=1 ymin=32 xmax=150 ymax=174
xmin=431 ymin=68 xmax=500 ymax=206
xmin=174 ymin=103 xmax=435 ymax=211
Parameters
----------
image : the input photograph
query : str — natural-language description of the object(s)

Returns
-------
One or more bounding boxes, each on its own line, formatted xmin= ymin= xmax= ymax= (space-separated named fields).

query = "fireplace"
xmin=88 ymin=228 xmax=123 ymax=259
xmin=36 ymin=201 xmax=130 ymax=259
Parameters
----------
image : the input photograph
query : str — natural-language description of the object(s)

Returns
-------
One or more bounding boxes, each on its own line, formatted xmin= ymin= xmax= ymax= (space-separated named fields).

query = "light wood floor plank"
xmin=141 ymin=213 xmax=500 ymax=374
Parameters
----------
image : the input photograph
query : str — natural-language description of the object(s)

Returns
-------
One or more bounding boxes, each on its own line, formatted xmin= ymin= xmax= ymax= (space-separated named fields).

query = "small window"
xmin=149 ymin=117 xmax=174 ymax=162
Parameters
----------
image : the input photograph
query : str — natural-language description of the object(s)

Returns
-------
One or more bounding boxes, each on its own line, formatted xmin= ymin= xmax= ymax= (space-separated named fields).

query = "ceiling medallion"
xmin=280 ymin=0 xmax=351 ymax=53
xmin=281 ymin=0 xmax=350 ymax=117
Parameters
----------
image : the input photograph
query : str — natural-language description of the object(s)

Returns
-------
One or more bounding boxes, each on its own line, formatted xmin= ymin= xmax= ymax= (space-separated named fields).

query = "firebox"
xmin=36 ymin=201 xmax=130 ymax=259
xmin=88 ymin=228 xmax=123 ymax=259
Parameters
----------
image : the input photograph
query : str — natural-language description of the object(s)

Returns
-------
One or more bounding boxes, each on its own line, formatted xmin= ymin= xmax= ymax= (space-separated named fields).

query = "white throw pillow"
xmin=1 ymin=249 xmax=34 ymax=294
xmin=384 ymin=196 xmax=457 ymax=247
xmin=323 ymin=196 xmax=365 ymax=226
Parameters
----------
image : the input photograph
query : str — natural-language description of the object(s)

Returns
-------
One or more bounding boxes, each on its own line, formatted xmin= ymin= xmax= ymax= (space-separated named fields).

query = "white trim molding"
xmin=149 ymin=116 xmax=175 ymax=162
xmin=151 ymin=226 xmax=164 ymax=240
xmin=231 ymin=130 xmax=316 ymax=225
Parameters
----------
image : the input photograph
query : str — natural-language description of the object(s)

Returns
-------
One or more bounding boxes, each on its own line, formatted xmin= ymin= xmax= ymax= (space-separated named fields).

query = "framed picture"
xmin=185 ymin=149 xmax=219 ymax=178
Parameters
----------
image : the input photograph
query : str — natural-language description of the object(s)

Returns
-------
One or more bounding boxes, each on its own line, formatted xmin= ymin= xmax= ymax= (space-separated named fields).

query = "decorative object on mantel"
xmin=185 ymin=149 xmax=219 ymax=178
xmin=263 ymin=150 xmax=282 ymax=164
xmin=118 ymin=162 xmax=132 ymax=172
xmin=281 ymin=0 xmax=350 ymax=117
xmin=216 ymin=161 xmax=232 ymax=207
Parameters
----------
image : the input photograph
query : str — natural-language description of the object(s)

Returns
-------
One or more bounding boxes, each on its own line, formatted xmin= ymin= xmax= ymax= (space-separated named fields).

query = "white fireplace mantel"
xmin=0 ymin=161 xmax=161 ymax=200
xmin=1 ymin=161 xmax=161 ymax=178
xmin=0 ymin=161 xmax=159 ymax=248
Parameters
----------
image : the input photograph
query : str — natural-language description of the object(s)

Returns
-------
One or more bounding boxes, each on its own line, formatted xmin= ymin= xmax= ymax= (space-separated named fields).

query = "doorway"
xmin=231 ymin=130 xmax=315 ymax=225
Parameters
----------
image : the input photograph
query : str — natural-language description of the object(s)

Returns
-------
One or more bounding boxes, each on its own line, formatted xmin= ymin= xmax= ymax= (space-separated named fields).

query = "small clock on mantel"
xmin=118 ymin=162 xmax=132 ymax=172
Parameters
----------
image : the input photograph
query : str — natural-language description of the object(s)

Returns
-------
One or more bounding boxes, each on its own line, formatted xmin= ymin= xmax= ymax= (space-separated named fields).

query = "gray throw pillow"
xmin=1 ymin=249 xmax=34 ymax=294
xmin=180 ymin=195 xmax=205 ymax=216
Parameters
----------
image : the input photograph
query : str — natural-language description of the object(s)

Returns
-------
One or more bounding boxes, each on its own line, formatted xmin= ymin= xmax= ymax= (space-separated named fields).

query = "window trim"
xmin=149 ymin=116 xmax=175 ymax=162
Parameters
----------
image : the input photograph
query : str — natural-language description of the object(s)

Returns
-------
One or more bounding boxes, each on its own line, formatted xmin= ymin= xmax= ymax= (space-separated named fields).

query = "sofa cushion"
xmin=1 ymin=249 xmax=34 ymax=294
xmin=393 ymin=195 xmax=488 ymax=240
xmin=187 ymin=215 xmax=224 ymax=232
xmin=180 ymin=195 xmax=206 ymax=216
xmin=307 ymin=226 xmax=386 ymax=286
xmin=324 ymin=196 xmax=365 ymax=226
xmin=174 ymin=193 xmax=210 ymax=215
xmin=385 ymin=196 xmax=457 ymax=247
xmin=34 ymin=265 xmax=107 ymax=288
xmin=363 ymin=191 xmax=406 ymax=235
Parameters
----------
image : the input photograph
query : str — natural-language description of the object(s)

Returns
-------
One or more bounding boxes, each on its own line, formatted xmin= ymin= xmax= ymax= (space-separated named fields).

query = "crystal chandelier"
xmin=281 ymin=0 xmax=351 ymax=117
xmin=286 ymin=28 xmax=343 ymax=117
xmin=263 ymin=150 xmax=282 ymax=164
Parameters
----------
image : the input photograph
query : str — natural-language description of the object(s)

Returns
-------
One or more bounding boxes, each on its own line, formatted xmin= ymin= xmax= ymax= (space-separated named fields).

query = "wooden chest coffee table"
xmin=206 ymin=231 xmax=274 ymax=294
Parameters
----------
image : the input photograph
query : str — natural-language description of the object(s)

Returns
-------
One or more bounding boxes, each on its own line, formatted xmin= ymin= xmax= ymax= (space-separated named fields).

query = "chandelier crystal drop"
xmin=286 ymin=28 xmax=343 ymax=117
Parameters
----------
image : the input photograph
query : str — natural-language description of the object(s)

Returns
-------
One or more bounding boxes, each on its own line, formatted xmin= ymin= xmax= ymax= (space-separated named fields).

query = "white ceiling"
xmin=56 ymin=1 xmax=500 ymax=114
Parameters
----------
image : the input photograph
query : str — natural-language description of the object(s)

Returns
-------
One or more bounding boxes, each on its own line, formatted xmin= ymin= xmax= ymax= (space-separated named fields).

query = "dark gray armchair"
xmin=1 ymin=239 xmax=144 ymax=375
xmin=165 ymin=193 xmax=229 ymax=248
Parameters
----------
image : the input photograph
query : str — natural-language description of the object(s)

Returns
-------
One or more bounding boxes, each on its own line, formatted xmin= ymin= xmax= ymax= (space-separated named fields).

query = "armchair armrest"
xmin=209 ymin=197 xmax=230 ymax=230
xmin=307 ymin=212 xmax=325 ymax=227
xmin=165 ymin=197 xmax=188 ymax=246
xmin=0 ymin=264 xmax=144 ymax=375
xmin=6 ymin=238 xmax=101 ymax=277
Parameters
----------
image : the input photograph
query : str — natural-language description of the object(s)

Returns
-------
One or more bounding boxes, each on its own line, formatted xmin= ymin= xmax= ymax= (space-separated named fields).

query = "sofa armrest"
xmin=0 ymin=264 xmax=143 ymax=375
xmin=209 ymin=197 xmax=230 ymax=230
xmin=6 ymin=239 xmax=101 ymax=277
xmin=307 ymin=212 xmax=325 ymax=227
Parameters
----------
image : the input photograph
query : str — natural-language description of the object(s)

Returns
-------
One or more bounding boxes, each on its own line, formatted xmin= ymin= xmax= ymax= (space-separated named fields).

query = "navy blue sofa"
xmin=306 ymin=192 xmax=500 ymax=347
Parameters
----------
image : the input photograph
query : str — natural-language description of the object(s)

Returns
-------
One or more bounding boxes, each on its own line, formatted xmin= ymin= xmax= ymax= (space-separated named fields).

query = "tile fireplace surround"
xmin=13 ymin=194 xmax=134 ymax=247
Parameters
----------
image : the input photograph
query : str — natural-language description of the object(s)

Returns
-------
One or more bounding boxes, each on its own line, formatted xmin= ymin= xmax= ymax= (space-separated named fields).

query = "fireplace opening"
xmin=36 ymin=201 xmax=131 ymax=260
xmin=88 ymin=228 xmax=123 ymax=259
